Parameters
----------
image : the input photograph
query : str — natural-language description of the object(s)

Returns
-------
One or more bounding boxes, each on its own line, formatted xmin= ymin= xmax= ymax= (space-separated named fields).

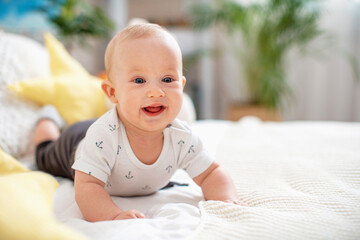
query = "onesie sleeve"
xmin=72 ymin=123 xmax=116 ymax=183
xmin=177 ymin=131 xmax=215 ymax=178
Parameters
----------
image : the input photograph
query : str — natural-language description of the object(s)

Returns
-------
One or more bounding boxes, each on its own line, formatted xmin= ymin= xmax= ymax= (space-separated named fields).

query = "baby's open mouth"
xmin=142 ymin=105 xmax=166 ymax=116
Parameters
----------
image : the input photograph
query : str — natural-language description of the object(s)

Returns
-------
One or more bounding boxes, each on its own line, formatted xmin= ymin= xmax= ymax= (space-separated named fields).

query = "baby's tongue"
xmin=146 ymin=106 xmax=161 ymax=113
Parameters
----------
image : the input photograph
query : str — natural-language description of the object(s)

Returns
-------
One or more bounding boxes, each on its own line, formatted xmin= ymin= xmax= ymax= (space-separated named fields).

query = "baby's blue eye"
xmin=134 ymin=78 xmax=145 ymax=84
xmin=162 ymin=77 xmax=173 ymax=83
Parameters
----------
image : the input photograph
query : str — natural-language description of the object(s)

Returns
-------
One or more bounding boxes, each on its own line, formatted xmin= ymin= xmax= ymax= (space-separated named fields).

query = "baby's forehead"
xmin=106 ymin=29 xmax=171 ymax=57
xmin=105 ymin=24 xmax=182 ymax=76
xmin=109 ymin=31 xmax=181 ymax=60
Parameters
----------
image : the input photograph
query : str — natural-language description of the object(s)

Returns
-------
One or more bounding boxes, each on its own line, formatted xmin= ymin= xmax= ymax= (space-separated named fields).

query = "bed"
xmin=1 ymin=31 xmax=360 ymax=240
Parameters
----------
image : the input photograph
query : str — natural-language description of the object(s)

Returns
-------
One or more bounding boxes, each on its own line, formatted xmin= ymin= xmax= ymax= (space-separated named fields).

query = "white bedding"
xmin=54 ymin=170 xmax=203 ymax=240
xmin=36 ymin=119 xmax=360 ymax=239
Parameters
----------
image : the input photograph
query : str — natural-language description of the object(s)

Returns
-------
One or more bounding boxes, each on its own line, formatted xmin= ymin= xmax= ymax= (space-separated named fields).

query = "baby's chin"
xmin=137 ymin=123 xmax=170 ymax=135
xmin=140 ymin=116 xmax=177 ymax=133
xmin=122 ymin=117 xmax=169 ymax=133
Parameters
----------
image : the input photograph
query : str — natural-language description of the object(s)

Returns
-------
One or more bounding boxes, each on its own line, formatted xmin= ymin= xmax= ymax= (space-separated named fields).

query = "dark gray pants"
xmin=35 ymin=119 xmax=96 ymax=180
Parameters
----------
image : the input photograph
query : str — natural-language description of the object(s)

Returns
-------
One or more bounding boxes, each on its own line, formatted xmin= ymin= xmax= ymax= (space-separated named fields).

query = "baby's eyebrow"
xmin=126 ymin=68 xmax=180 ymax=76
xmin=163 ymin=68 xmax=180 ymax=74
xmin=127 ymin=67 xmax=144 ymax=74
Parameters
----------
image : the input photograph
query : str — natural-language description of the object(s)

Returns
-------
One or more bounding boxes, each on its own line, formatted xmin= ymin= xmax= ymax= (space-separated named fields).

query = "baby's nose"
xmin=147 ymin=86 xmax=165 ymax=98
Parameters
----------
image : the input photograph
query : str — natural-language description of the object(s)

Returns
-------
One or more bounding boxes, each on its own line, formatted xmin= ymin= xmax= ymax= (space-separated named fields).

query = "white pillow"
xmin=0 ymin=31 xmax=49 ymax=158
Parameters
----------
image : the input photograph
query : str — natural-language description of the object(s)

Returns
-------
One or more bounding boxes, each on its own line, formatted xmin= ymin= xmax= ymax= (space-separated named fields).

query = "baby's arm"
xmin=193 ymin=162 xmax=242 ymax=204
xmin=74 ymin=170 xmax=145 ymax=221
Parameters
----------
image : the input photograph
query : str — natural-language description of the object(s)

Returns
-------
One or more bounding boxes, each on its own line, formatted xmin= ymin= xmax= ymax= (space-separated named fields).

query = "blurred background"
xmin=1 ymin=0 xmax=359 ymax=121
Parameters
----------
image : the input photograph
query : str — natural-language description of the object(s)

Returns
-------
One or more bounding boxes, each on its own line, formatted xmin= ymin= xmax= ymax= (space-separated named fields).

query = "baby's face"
xmin=109 ymin=34 xmax=185 ymax=134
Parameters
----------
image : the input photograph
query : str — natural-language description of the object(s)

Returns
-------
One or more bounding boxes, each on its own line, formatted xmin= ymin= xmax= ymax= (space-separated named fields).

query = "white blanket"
xmin=192 ymin=119 xmax=360 ymax=240
xmin=53 ymin=119 xmax=360 ymax=239
xmin=54 ymin=170 xmax=203 ymax=240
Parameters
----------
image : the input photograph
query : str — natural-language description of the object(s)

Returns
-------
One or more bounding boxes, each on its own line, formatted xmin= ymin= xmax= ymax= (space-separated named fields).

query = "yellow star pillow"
xmin=0 ymin=147 xmax=29 ymax=175
xmin=0 ymin=148 xmax=89 ymax=240
xmin=44 ymin=33 xmax=89 ymax=77
xmin=8 ymin=33 xmax=107 ymax=125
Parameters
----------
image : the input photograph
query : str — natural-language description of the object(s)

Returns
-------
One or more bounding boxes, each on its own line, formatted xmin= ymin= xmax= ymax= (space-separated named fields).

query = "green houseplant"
xmin=37 ymin=0 xmax=114 ymax=49
xmin=191 ymin=0 xmax=323 ymax=119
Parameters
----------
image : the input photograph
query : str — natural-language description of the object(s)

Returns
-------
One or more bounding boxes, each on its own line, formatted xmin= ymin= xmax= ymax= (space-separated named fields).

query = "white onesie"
xmin=72 ymin=106 xmax=214 ymax=197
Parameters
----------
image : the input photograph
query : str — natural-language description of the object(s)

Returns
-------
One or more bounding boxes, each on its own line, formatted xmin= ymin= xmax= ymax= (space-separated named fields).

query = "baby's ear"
xmin=181 ymin=76 xmax=186 ymax=89
xmin=101 ymin=80 xmax=118 ymax=103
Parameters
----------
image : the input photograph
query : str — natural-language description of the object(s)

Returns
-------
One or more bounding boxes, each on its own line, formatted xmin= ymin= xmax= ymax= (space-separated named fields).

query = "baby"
xmin=34 ymin=23 xmax=240 ymax=222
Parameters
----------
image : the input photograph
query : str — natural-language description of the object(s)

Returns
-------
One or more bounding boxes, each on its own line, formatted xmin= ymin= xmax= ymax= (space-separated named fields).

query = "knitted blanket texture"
xmin=190 ymin=120 xmax=360 ymax=240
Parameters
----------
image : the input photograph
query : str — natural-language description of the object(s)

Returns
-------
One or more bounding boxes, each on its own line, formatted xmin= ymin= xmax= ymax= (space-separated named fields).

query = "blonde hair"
xmin=105 ymin=23 xmax=177 ymax=81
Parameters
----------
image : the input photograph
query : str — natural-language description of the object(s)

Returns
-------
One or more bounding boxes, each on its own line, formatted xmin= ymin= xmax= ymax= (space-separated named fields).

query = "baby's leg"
xmin=35 ymin=119 xmax=95 ymax=180
xmin=33 ymin=119 xmax=60 ymax=146
xmin=33 ymin=105 xmax=65 ymax=145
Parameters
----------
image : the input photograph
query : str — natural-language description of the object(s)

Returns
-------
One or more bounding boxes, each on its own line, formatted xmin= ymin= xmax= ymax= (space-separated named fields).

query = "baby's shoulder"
xmin=167 ymin=119 xmax=197 ymax=145
xmin=85 ymin=108 xmax=120 ymax=138
xmin=169 ymin=118 xmax=192 ymax=133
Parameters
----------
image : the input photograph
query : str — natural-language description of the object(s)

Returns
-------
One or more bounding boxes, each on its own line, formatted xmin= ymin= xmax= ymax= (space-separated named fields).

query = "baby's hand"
xmin=113 ymin=209 xmax=145 ymax=220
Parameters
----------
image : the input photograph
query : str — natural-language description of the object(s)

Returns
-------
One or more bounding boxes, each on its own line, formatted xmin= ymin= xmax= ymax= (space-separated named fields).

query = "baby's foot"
xmin=37 ymin=105 xmax=66 ymax=129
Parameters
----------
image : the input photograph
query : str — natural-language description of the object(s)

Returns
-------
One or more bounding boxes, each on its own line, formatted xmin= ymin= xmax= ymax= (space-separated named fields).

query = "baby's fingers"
xmin=134 ymin=211 xmax=145 ymax=218
xmin=126 ymin=209 xmax=145 ymax=219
